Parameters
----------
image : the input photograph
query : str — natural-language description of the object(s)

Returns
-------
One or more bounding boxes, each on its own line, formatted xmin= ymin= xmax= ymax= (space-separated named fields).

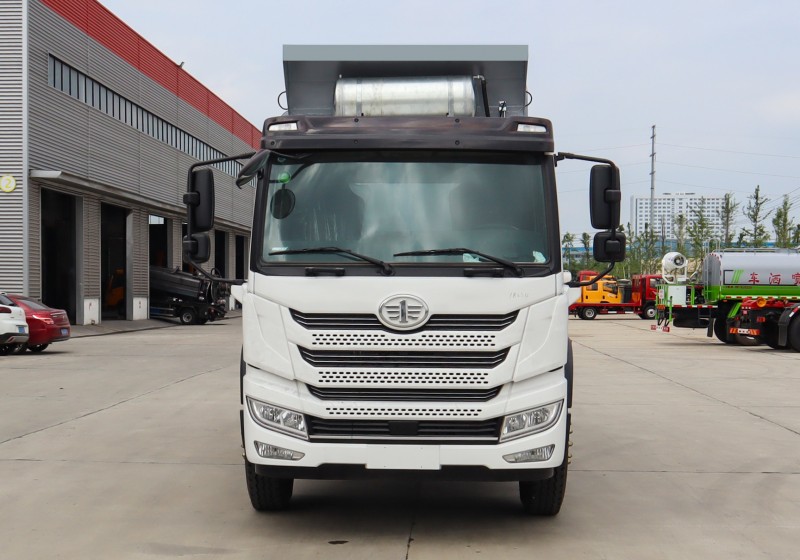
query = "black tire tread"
xmin=245 ymin=459 xmax=293 ymax=511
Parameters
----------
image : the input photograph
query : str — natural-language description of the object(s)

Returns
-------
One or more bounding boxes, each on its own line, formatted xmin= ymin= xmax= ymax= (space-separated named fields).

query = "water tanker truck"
xmin=179 ymin=45 xmax=626 ymax=515
xmin=655 ymin=249 xmax=800 ymax=347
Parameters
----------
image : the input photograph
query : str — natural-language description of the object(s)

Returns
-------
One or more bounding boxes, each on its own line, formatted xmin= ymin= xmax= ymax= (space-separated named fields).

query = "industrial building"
xmin=0 ymin=0 xmax=258 ymax=325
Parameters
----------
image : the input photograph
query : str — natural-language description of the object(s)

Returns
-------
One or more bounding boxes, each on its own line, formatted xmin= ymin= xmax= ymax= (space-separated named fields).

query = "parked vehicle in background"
xmin=0 ymin=292 xmax=29 ymax=355
xmin=655 ymin=249 xmax=800 ymax=345
xmin=6 ymin=294 xmax=71 ymax=353
xmin=569 ymin=270 xmax=660 ymax=319
xmin=149 ymin=266 xmax=227 ymax=325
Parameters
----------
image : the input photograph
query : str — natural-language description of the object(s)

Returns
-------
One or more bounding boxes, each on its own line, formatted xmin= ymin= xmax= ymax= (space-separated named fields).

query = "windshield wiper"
xmin=270 ymin=247 xmax=394 ymax=276
xmin=394 ymin=248 xmax=525 ymax=277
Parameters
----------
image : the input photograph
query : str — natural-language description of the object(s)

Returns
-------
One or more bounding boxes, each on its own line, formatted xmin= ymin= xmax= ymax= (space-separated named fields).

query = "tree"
xmin=793 ymin=224 xmax=800 ymax=247
xmin=772 ymin=195 xmax=795 ymax=248
xmin=580 ymin=232 xmax=592 ymax=270
xmin=673 ymin=213 xmax=687 ymax=255
xmin=717 ymin=193 xmax=740 ymax=248
xmin=740 ymin=185 xmax=771 ymax=247
xmin=561 ymin=232 xmax=575 ymax=271
xmin=686 ymin=197 xmax=715 ymax=266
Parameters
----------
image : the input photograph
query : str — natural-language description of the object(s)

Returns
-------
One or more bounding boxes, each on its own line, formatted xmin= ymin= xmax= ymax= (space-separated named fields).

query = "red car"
xmin=7 ymin=295 xmax=71 ymax=352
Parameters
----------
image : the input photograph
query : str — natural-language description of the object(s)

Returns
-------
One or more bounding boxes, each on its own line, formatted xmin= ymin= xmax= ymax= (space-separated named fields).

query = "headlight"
xmin=247 ymin=397 xmax=308 ymax=440
xmin=500 ymin=400 xmax=563 ymax=442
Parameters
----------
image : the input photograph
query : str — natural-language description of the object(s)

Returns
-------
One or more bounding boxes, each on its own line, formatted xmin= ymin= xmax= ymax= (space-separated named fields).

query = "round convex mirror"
xmin=270 ymin=188 xmax=296 ymax=219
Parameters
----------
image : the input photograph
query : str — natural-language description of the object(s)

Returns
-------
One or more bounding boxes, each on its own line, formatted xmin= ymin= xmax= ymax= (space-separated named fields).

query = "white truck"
xmin=182 ymin=45 xmax=625 ymax=515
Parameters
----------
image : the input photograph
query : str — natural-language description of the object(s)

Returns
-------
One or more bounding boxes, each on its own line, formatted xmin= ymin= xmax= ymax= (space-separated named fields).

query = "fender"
xmin=777 ymin=303 xmax=800 ymax=348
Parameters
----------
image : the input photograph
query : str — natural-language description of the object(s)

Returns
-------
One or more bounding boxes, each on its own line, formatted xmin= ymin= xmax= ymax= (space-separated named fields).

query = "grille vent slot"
xmin=308 ymin=385 xmax=501 ymax=401
xmin=291 ymin=310 xmax=518 ymax=331
xmin=311 ymin=333 xmax=496 ymax=347
xmin=307 ymin=417 xmax=502 ymax=442
xmin=299 ymin=348 xmax=509 ymax=369
xmin=324 ymin=406 xmax=482 ymax=417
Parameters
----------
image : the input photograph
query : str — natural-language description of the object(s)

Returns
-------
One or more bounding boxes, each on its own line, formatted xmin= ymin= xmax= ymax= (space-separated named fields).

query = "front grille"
xmin=299 ymin=348 xmax=509 ymax=369
xmin=307 ymin=385 xmax=501 ymax=401
xmin=291 ymin=310 xmax=518 ymax=331
xmin=307 ymin=416 xmax=502 ymax=443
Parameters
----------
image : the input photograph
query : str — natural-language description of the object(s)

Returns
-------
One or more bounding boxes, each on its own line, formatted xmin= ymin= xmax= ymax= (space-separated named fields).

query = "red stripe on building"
xmin=40 ymin=0 xmax=260 ymax=148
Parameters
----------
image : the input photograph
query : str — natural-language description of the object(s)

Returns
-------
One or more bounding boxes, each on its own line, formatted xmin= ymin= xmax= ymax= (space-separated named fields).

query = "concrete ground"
xmin=0 ymin=314 xmax=797 ymax=559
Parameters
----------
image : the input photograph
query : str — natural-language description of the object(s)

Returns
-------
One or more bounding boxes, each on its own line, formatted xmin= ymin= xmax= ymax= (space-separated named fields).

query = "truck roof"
xmin=282 ymin=45 xmax=529 ymax=117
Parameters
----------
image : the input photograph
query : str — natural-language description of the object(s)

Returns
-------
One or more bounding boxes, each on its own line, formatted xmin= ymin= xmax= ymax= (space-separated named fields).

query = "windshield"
xmin=259 ymin=151 xmax=552 ymax=267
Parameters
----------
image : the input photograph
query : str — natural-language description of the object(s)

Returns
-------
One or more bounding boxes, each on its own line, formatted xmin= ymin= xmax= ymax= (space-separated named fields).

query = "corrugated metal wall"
xmin=0 ymin=0 xmax=25 ymax=293
xmin=14 ymin=0 xmax=254 ymax=312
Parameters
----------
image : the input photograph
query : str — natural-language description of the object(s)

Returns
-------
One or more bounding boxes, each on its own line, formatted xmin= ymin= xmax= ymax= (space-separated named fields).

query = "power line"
xmin=660 ymin=142 xmax=800 ymax=160
xmin=660 ymin=160 xmax=800 ymax=180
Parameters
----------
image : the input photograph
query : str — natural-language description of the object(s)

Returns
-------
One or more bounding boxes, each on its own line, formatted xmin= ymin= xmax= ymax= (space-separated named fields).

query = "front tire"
xmin=245 ymin=458 xmax=294 ymax=511
xmin=581 ymin=307 xmax=597 ymax=320
xmin=519 ymin=414 xmax=569 ymax=516
xmin=642 ymin=305 xmax=656 ymax=320
xmin=28 ymin=344 xmax=49 ymax=353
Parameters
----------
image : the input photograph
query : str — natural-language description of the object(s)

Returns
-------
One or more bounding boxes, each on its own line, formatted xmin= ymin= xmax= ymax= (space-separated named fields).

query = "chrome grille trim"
xmin=291 ymin=310 xmax=518 ymax=331
xmin=298 ymin=348 xmax=509 ymax=369
xmin=307 ymin=385 xmax=501 ymax=401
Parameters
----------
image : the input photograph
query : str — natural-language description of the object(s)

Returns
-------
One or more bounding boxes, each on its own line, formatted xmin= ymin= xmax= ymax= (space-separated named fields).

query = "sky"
xmin=101 ymin=0 xmax=800 ymax=238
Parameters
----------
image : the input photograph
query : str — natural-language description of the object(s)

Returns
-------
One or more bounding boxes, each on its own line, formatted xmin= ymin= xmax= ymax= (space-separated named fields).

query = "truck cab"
xmin=181 ymin=45 xmax=625 ymax=515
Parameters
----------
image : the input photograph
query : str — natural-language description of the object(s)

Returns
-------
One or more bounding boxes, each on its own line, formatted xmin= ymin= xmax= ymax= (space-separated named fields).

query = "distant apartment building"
xmin=630 ymin=193 xmax=725 ymax=239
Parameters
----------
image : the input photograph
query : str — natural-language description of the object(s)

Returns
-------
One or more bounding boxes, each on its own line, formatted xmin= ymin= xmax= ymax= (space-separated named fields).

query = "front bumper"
xmin=242 ymin=367 xmax=568 ymax=480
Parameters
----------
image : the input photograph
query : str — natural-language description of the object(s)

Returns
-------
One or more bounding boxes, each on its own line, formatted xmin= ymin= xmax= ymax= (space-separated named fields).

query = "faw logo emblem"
xmin=378 ymin=295 xmax=429 ymax=330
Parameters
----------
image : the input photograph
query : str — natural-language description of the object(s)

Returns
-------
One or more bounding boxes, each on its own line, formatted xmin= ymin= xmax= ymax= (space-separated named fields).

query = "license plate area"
xmin=366 ymin=445 xmax=440 ymax=470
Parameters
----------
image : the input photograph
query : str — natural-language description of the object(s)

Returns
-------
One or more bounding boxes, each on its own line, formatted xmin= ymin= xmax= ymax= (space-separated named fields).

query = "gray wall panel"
xmin=86 ymin=110 xmax=139 ymax=193
xmin=87 ymin=41 xmax=140 ymax=105
xmin=83 ymin=194 xmax=101 ymax=298
xmin=138 ymin=76 xmax=177 ymax=128
xmin=28 ymin=82 xmax=91 ymax=175
xmin=0 ymin=0 xmax=24 ymax=293
xmin=139 ymin=133 xmax=178 ymax=202
xmin=132 ymin=207 xmax=148 ymax=297
xmin=176 ymin=98 xmax=207 ymax=142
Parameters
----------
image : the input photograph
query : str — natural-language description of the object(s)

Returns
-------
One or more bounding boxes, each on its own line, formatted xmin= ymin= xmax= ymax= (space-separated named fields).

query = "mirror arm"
xmin=567 ymin=262 xmax=616 ymax=287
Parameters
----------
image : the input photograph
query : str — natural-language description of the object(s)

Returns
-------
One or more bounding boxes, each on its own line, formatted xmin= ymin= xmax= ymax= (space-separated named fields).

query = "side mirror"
xmin=184 ymin=168 xmax=215 ymax=233
xmin=589 ymin=164 xmax=621 ymax=229
xmin=183 ymin=233 xmax=210 ymax=264
xmin=593 ymin=231 xmax=626 ymax=263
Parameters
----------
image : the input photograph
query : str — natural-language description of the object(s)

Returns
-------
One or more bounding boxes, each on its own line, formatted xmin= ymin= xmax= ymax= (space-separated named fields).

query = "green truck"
xmin=654 ymin=249 xmax=800 ymax=346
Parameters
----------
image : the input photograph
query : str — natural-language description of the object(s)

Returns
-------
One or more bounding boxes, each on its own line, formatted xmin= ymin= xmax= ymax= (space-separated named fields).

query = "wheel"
xmin=713 ymin=318 xmax=733 ymax=344
xmin=642 ymin=305 xmax=656 ymax=320
xmin=788 ymin=316 xmax=800 ymax=352
xmin=519 ymin=413 xmax=569 ymax=516
xmin=179 ymin=308 xmax=197 ymax=325
xmin=0 ymin=345 xmax=12 ymax=356
xmin=244 ymin=458 xmax=294 ymax=511
xmin=27 ymin=344 xmax=49 ymax=353
xmin=582 ymin=307 xmax=597 ymax=320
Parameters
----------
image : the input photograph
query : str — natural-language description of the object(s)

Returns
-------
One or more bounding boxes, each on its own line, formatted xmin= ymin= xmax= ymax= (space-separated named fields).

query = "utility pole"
xmin=649 ymin=125 xmax=656 ymax=237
